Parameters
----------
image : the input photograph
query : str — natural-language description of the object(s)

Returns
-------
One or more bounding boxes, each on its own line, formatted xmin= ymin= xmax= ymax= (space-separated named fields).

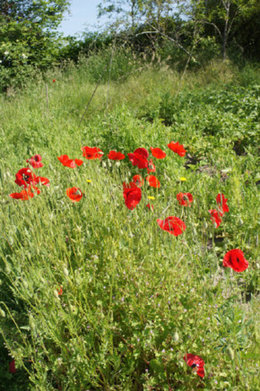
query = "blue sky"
xmin=58 ymin=0 xmax=106 ymax=36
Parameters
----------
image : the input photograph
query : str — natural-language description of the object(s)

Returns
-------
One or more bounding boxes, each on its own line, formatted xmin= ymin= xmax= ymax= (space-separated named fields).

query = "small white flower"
xmin=4 ymin=51 xmax=9 ymax=56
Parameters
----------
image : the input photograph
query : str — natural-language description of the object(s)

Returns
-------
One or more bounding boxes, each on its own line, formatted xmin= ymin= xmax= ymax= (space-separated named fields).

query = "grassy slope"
xmin=0 ymin=61 xmax=259 ymax=390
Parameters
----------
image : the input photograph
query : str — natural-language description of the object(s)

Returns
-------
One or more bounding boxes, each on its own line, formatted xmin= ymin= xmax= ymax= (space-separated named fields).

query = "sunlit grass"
xmin=0 ymin=61 xmax=259 ymax=390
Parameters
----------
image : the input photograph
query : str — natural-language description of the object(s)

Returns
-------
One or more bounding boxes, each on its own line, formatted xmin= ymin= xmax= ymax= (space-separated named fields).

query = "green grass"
xmin=0 ymin=60 xmax=259 ymax=390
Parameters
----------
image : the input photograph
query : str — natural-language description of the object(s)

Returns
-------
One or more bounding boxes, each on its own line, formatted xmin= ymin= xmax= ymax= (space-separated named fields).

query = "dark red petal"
xmin=216 ymin=193 xmax=229 ymax=213
xmin=128 ymin=153 xmax=148 ymax=169
xmin=36 ymin=177 xmax=50 ymax=186
xmin=157 ymin=216 xmax=186 ymax=236
xmin=108 ymin=151 xmax=125 ymax=160
xmin=146 ymin=175 xmax=160 ymax=188
xmin=150 ymin=147 xmax=166 ymax=159
xmin=66 ymin=187 xmax=83 ymax=202
xmin=82 ymin=146 xmax=103 ymax=160
xmin=75 ymin=159 xmax=83 ymax=166
xmin=209 ymin=209 xmax=222 ymax=228
xmin=223 ymin=249 xmax=249 ymax=272
xmin=123 ymin=187 xmax=142 ymax=210
xmin=167 ymin=141 xmax=186 ymax=157
xmin=9 ymin=360 xmax=16 ymax=373
xmin=134 ymin=148 xmax=149 ymax=159
xmin=132 ymin=175 xmax=144 ymax=187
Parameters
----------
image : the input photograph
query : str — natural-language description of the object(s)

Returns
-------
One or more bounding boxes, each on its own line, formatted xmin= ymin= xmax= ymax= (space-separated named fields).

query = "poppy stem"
xmin=45 ymin=84 xmax=49 ymax=114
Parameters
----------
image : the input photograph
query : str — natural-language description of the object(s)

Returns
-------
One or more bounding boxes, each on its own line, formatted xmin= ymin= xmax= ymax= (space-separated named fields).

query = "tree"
xmin=0 ymin=0 xmax=69 ymax=28
xmin=0 ymin=0 xmax=70 ymax=91
xmin=188 ymin=0 xmax=259 ymax=59
xmin=98 ymin=0 xmax=181 ymax=30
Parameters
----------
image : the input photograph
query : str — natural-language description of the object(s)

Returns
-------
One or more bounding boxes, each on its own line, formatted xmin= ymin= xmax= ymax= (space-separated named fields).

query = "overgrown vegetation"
xmin=0 ymin=60 xmax=259 ymax=390
xmin=1 ymin=0 xmax=260 ymax=92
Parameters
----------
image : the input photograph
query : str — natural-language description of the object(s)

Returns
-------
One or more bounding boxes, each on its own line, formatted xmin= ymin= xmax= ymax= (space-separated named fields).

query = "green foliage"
xmin=77 ymin=46 xmax=142 ymax=83
xmin=0 ymin=63 xmax=259 ymax=390
xmin=188 ymin=0 xmax=260 ymax=59
xmin=0 ymin=0 xmax=69 ymax=91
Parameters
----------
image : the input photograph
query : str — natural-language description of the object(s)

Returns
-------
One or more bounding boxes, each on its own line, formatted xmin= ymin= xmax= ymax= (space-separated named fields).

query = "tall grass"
xmin=0 ymin=58 xmax=259 ymax=390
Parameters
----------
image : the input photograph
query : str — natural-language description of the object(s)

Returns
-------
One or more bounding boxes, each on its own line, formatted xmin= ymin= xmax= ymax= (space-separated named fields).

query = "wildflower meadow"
xmin=0 ymin=62 xmax=259 ymax=390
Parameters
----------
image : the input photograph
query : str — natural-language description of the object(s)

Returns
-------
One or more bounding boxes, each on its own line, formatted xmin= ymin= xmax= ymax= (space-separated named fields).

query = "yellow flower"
xmin=179 ymin=177 xmax=187 ymax=182
xmin=86 ymin=179 xmax=92 ymax=183
xmin=148 ymin=196 xmax=155 ymax=200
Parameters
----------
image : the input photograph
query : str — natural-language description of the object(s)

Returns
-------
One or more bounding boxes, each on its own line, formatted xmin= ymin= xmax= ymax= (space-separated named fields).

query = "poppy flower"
xmin=209 ymin=209 xmax=222 ymax=228
xmin=107 ymin=151 xmax=125 ymax=160
xmin=123 ymin=184 xmax=142 ymax=210
xmin=57 ymin=286 xmax=63 ymax=295
xmin=9 ymin=186 xmax=40 ymax=200
xmin=26 ymin=154 xmax=43 ymax=168
xmin=150 ymin=147 xmax=166 ymax=159
xmin=123 ymin=181 xmax=138 ymax=190
xmin=157 ymin=216 xmax=186 ymax=236
xmin=52 ymin=79 xmax=56 ymax=83
xmin=176 ymin=192 xmax=193 ymax=207
xmin=146 ymin=203 xmax=154 ymax=210
xmin=147 ymin=159 xmax=156 ymax=174
xmin=223 ymin=249 xmax=249 ymax=272
xmin=15 ymin=168 xmax=37 ymax=188
xmin=58 ymin=155 xmax=83 ymax=168
xmin=82 ymin=146 xmax=103 ymax=160
xmin=9 ymin=359 xmax=16 ymax=374
xmin=184 ymin=354 xmax=205 ymax=378
xmin=167 ymin=141 xmax=186 ymax=157
xmin=216 ymin=193 xmax=229 ymax=214
xmin=128 ymin=152 xmax=148 ymax=169
xmin=146 ymin=175 xmax=160 ymax=188
xmin=134 ymin=148 xmax=149 ymax=159
xmin=66 ymin=187 xmax=83 ymax=202
xmin=35 ymin=176 xmax=50 ymax=186
xmin=132 ymin=175 xmax=144 ymax=187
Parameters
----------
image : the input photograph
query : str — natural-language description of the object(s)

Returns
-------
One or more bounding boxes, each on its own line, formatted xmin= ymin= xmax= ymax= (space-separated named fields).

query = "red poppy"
xmin=66 ymin=187 xmax=83 ymax=202
xmin=223 ymin=249 xmax=249 ymax=272
xmin=35 ymin=176 xmax=50 ymax=186
xmin=58 ymin=155 xmax=83 ymax=168
xmin=150 ymin=147 xmax=166 ymax=159
xmin=82 ymin=146 xmax=103 ymax=160
xmin=167 ymin=141 xmax=186 ymax=157
xmin=176 ymin=192 xmax=193 ymax=207
xmin=26 ymin=154 xmax=43 ymax=168
xmin=216 ymin=193 xmax=229 ymax=214
xmin=134 ymin=148 xmax=149 ymax=159
xmin=147 ymin=159 xmax=156 ymax=174
xmin=132 ymin=175 xmax=144 ymax=187
xmin=107 ymin=151 xmax=125 ymax=160
xmin=146 ymin=175 xmax=160 ymax=188
xmin=75 ymin=159 xmax=83 ymax=166
xmin=52 ymin=79 xmax=56 ymax=83
xmin=123 ymin=184 xmax=142 ymax=210
xmin=9 ymin=186 xmax=40 ymax=200
xmin=146 ymin=203 xmax=154 ymax=210
xmin=157 ymin=216 xmax=186 ymax=236
xmin=15 ymin=168 xmax=37 ymax=188
xmin=128 ymin=152 xmax=148 ymax=169
xmin=57 ymin=286 xmax=63 ymax=295
xmin=123 ymin=181 xmax=137 ymax=190
xmin=184 ymin=354 xmax=205 ymax=378
xmin=209 ymin=209 xmax=222 ymax=228
xmin=9 ymin=359 xmax=16 ymax=374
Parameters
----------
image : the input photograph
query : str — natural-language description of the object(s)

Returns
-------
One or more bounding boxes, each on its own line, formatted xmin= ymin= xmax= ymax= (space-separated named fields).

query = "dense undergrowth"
xmin=0 ymin=60 xmax=259 ymax=390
